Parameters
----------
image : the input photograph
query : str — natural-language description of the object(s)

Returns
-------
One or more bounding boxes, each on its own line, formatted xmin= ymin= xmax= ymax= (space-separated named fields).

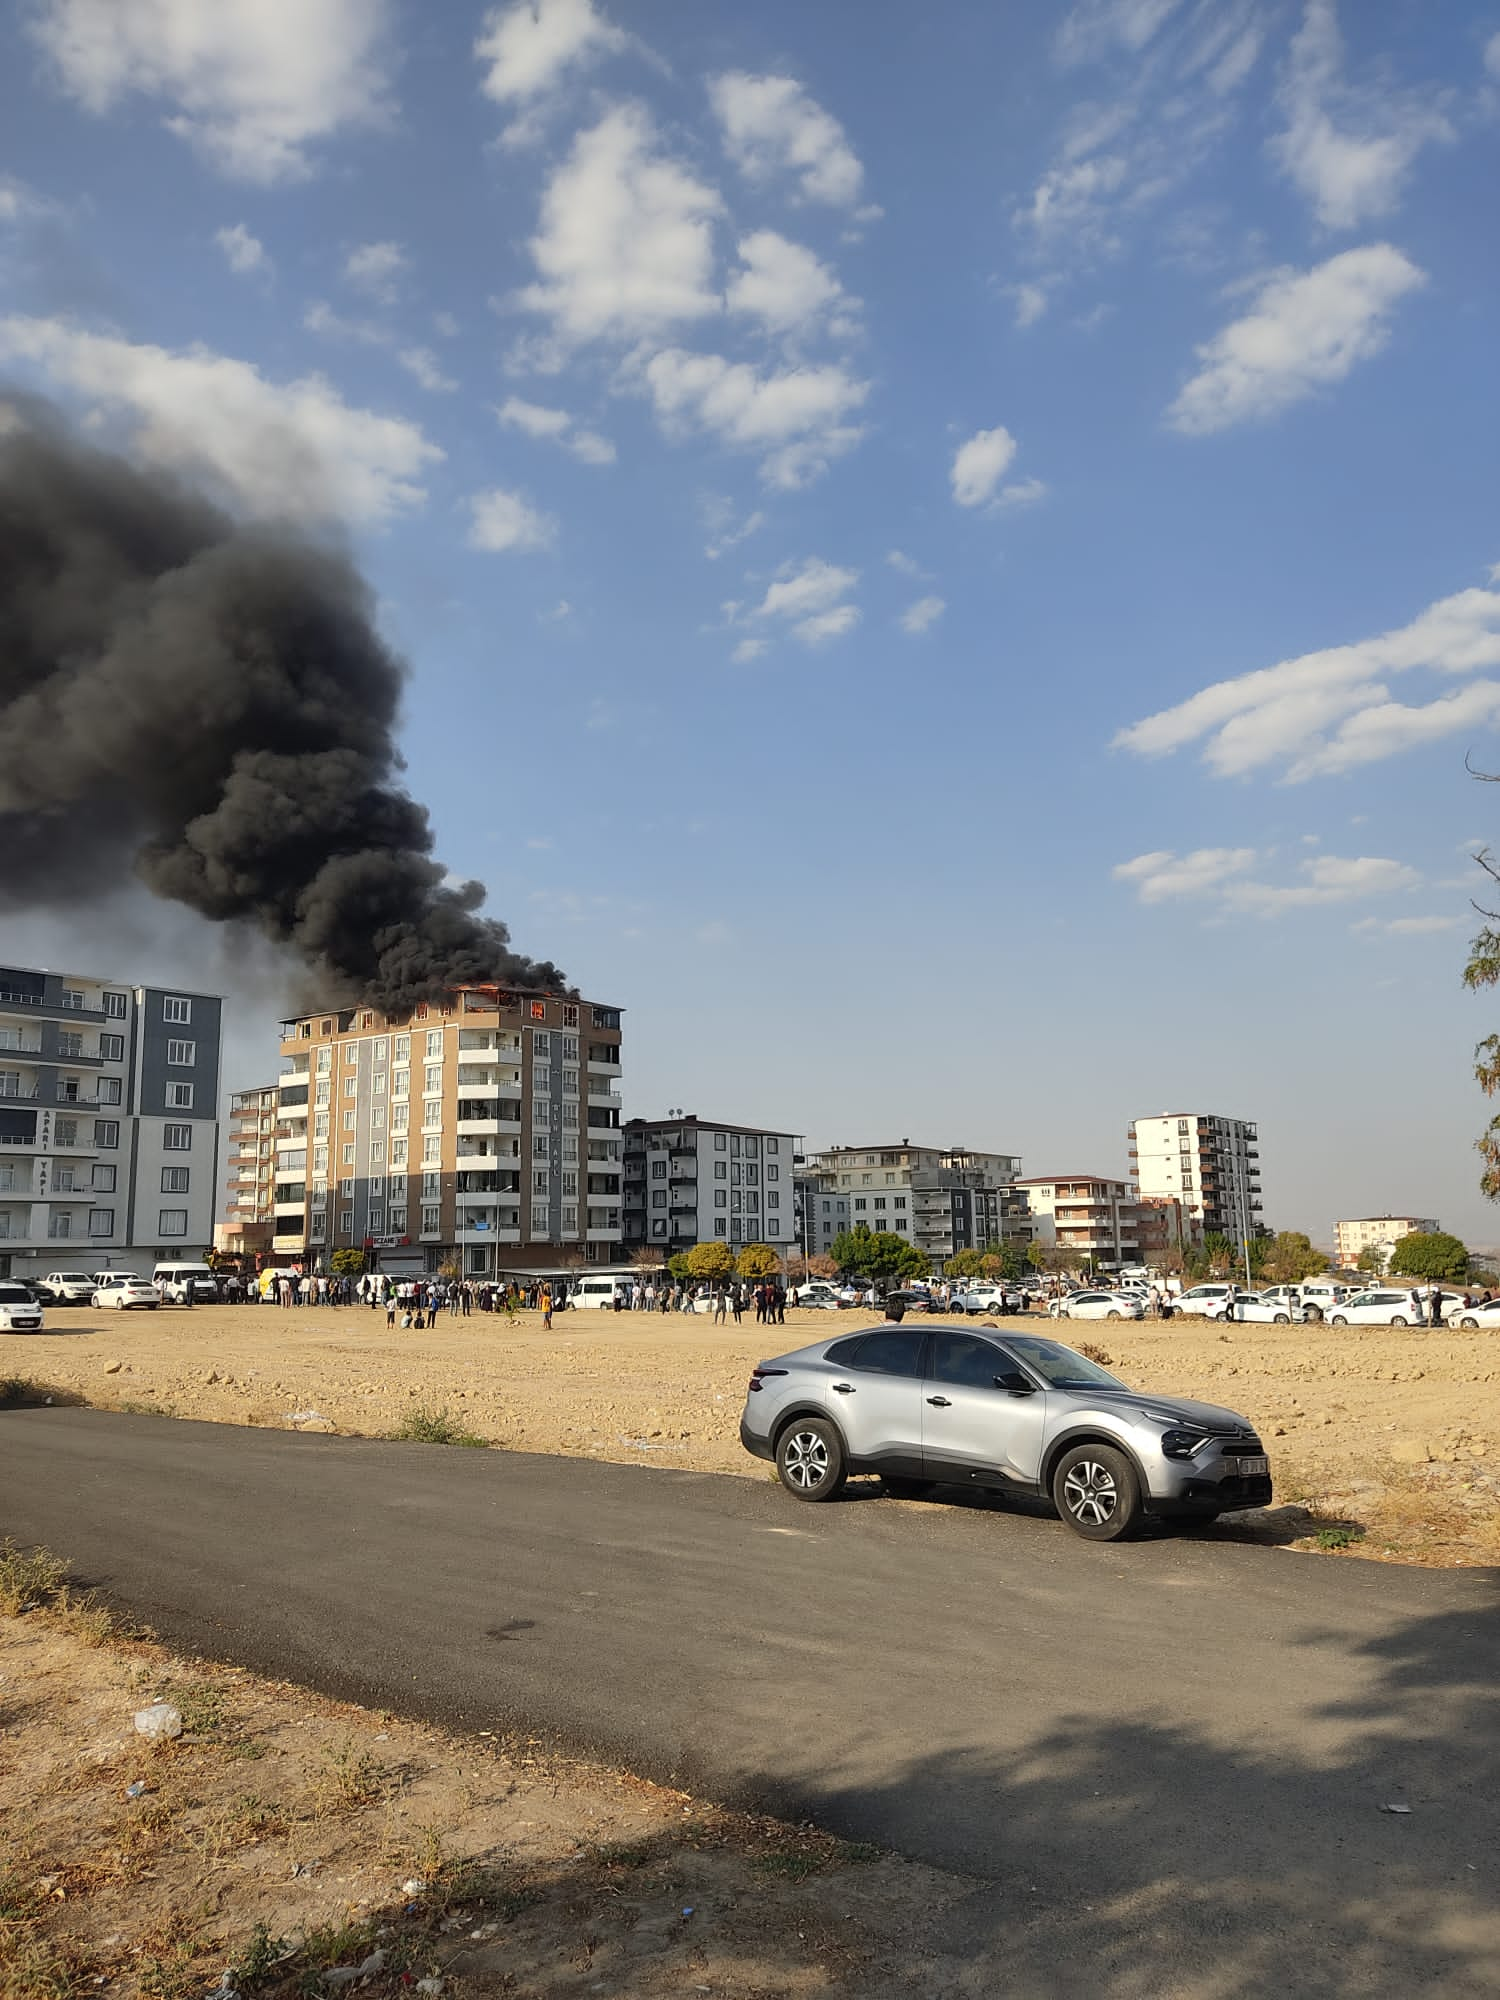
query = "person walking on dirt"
xmin=713 ymin=1286 xmax=727 ymax=1325
xmin=540 ymin=1284 xmax=553 ymax=1330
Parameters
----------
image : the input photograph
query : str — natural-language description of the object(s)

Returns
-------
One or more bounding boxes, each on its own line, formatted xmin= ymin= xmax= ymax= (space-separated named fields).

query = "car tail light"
xmin=747 ymin=1366 xmax=787 ymax=1393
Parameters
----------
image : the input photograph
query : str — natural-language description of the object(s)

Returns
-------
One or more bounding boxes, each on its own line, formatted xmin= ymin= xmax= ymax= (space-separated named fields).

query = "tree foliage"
xmin=944 ymin=1248 xmax=986 ymax=1280
xmin=329 ymin=1247 xmax=368 ymax=1278
xmin=667 ymin=1251 xmax=694 ymax=1284
xmin=1463 ymin=843 xmax=1500 ymax=1198
xmin=1262 ymin=1232 xmax=1328 ymax=1283
xmin=833 ymin=1224 xmax=929 ymax=1289
xmin=1355 ymin=1244 xmax=1386 ymax=1274
xmin=1388 ymin=1231 xmax=1470 ymax=1281
xmin=685 ymin=1241 xmax=735 ymax=1283
xmin=736 ymin=1242 xmax=781 ymax=1282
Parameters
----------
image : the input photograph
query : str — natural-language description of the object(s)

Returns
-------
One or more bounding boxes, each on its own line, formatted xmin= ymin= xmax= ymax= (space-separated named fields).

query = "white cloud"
xmin=1011 ymin=282 xmax=1051 ymax=327
xmin=1166 ymin=244 xmax=1425 ymax=434
xmin=709 ymin=72 xmax=868 ymax=209
xmin=1353 ymin=914 xmax=1462 ymax=936
xmin=495 ymin=394 xmax=615 ymax=464
xmin=885 ymin=549 xmax=926 ymax=577
xmin=730 ymin=636 xmax=768 ymax=664
xmin=951 ymin=425 xmax=1018 ymax=507
xmin=214 ymin=222 xmax=268 ymax=276
xmin=726 ymin=230 xmax=850 ymax=338
xmin=1113 ymin=847 xmax=1258 ymax=904
xmin=1271 ymin=0 xmax=1451 ymax=230
xmin=702 ymin=497 xmax=765 ymax=560
xmin=795 ymin=604 xmax=859 ymax=646
xmin=994 ymin=475 xmax=1048 ymax=509
xmin=396 ymin=346 xmax=456 ymax=394
xmin=1487 ymin=32 xmax=1500 ymax=81
xmin=1114 ymin=575 xmax=1500 ymax=781
xmin=640 ymin=348 xmax=867 ymax=488
xmin=475 ymin=0 xmax=624 ymax=105
xmin=30 ymin=0 xmax=392 ymax=183
xmin=0 ymin=314 xmax=440 ymax=524
xmin=754 ymin=558 xmax=857 ymax=624
xmin=900 ymin=595 xmax=945 ymax=635
xmin=519 ymin=103 xmax=721 ymax=346
xmin=467 ymin=487 xmax=556 ymax=553
xmin=344 ymin=239 xmax=406 ymax=302
xmin=1115 ymin=847 xmax=1422 ymax=915
xmin=1055 ymin=0 xmax=1185 ymax=66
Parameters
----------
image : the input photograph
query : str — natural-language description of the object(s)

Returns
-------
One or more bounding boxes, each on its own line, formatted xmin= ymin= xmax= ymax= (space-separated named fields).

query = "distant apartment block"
xmin=0 ymin=963 xmax=222 ymax=1278
xmin=1334 ymin=1214 xmax=1440 ymax=1265
xmin=802 ymin=1142 xmax=1027 ymax=1267
xmin=622 ymin=1116 xmax=797 ymax=1253
xmin=794 ymin=1161 xmax=849 ymax=1259
xmin=1130 ymin=1112 xmax=1262 ymax=1240
xmin=274 ymin=987 xmax=623 ymax=1278
xmin=215 ymin=1084 xmax=278 ymax=1260
xmin=1015 ymin=1175 xmax=1140 ymax=1269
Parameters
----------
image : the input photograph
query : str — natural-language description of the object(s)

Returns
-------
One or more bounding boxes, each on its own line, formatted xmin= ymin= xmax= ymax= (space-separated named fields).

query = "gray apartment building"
xmin=622 ymin=1115 xmax=798 ymax=1255
xmin=0 ymin=962 xmax=222 ymax=1279
xmin=794 ymin=1161 xmax=849 ymax=1259
xmin=802 ymin=1141 xmax=1028 ymax=1268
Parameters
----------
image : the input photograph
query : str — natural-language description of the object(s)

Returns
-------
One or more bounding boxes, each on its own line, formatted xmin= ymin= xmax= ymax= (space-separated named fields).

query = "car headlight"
xmin=1158 ymin=1427 xmax=1213 ymax=1459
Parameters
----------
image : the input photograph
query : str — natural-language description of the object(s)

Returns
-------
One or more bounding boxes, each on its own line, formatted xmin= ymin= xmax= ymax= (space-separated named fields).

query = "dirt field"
xmin=0 ymin=1558 xmax=966 ymax=1999
xmin=5 ymin=1302 xmax=1498 ymax=1565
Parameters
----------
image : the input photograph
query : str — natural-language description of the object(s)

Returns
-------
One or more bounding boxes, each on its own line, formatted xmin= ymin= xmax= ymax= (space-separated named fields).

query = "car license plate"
xmin=1228 ymin=1454 xmax=1268 ymax=1477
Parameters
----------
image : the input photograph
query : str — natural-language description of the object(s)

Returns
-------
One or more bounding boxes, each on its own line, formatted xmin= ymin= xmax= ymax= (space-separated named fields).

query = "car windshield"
xmin=0 ymin=1285 xmax=35 ymax=1302
xmin=1000 ymin=1335 xmax=1128 ymax=1390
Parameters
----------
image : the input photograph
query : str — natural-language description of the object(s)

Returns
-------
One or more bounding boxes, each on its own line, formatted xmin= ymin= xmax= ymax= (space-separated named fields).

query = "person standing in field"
xmin=540 ymin=1284 xmax=553 ymax=1330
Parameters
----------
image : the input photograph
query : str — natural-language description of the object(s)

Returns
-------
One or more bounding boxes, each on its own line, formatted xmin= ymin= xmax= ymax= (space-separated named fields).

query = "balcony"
xmin=589 ymin=1087 xmax=622 ymax=1107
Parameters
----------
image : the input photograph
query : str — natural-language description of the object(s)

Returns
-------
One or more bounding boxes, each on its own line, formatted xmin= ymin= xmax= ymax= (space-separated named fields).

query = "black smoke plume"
xmin=0 ymin=403 xmax=566 ymax=1012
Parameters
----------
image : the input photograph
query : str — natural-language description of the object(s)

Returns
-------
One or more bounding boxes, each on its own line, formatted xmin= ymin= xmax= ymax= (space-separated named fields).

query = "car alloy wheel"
xmin=1274 ymin=1313 xmax=1290 ymax=1324
xmin=1389 ymin=1316 xmax=1408 ymax=1327
xmin=1106 ymin=1309 xmax=1122 ymax=1320
xmin=775 ymin=1416 xmax=846 ymax=1501
xmin=1063 ymin=1458 xmax=1118 ymax=1527
xmin=1330 ymin=1314 xmax=1348 ymax=1325
xmin=1462 ymin=1316 xmax=1478 ymax=1328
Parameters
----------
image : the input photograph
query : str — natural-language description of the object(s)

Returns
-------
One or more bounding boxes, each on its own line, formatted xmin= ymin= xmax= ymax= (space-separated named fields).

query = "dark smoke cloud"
xmin=0 ymin=400 xmax=567 ymax=1012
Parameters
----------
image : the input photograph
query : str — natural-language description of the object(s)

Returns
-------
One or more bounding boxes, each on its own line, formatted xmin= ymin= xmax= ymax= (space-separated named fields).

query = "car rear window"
xmin=847 ymin=1329 xmax=926 ymax=1377
xmin=0 ymin=1285 xmax=35 ymax=1303
xmin=824 ymin=1335 xmax=869 ymax=1365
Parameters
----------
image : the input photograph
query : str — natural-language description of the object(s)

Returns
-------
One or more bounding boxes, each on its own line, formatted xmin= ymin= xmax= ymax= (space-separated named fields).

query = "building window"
xmin=854 ymin=1197 xmax=867 ymax=1210
xmin=393 ymin=1035 xmax=410 ymax=1062
xmin=314 ymin=1146 xmax=329 ymax=1172
xmin=163 ymin=997 xmax=191 ymax=1024
xmin=99 ymin=1033 xmax=125 ymax=1061
xmin=895 ymin=1195 xmax=906 ymax=1210
xmin=426 ymin=1030 xmax=443 ymax=1060
xmin=372 ymin=1071 xmax=386 ymax=1095
xmin=158 ymin=1209 xmax=188 ymax=1237
xmin=562 ymin=1004 xmax=579 ymax=1028
xmin=561 ymin=1205 xmax=578 ymax=1231
xmin=714 ymin=1190 xmax=726 ymax=1209
xmin=314 ymin=1113 xmax=329 ymax=1139
xmin=768 ymin=1191 xmax=780 ymax=1208
xmin=97 ymin=1077 xmax=122 ymax=1104
xmin=767 ymin=1137 xmax=779 ymax=1154
xmin=343 ymin=1075 xmax=357 ymax=1097
xmin=651 ymin=1159 xmax=667 ymax=1180
xmin=533 ymin=1031 xmax=551 ymax=1061
xmin=766 ymin=1164 xmax=779 ymax=1181
xmin=342 ymin=1143 xmax=355 ymax=1165
xmin=373 ymin=1038 xmax=387 ymax=1061
xmin=163 ymin=1124 xmax=192 ymax=1151
xmin=310 ymin=1214 xmax=326 ymax=1240
xmin=562 ymin=1135 xmax=578 ymax=1161
xmin=343 ymin=1109 xmax=357 ymax=1131
xmin=714 ymin=1217 xmax=727 ymax=1236
xmin=714 ymin=1132 xmax=726 ymax=1151
xmin=165 ymin=1039 xmax=195 ymax=1065
xmin=652 ymin=1190 xmax=667 ymax=1209
xmin=533 ymin=1099 xmax=550 ymax=1128
xmin=161 ymin=1082 xmax=192 ymax=1110
xmin=389 ymin=1207 xmax=407 ymax=1233
xmin=92 ymin=1163 xmax=116 ymax=1192
xmin=369 ymin=1141 xmax=385 ymax=1165
xmin=89 ymin=1208 xmax=114 ymax=1237
xmin=316 ymin=1047 xmax=332 ymax=1073
xmin=103 ymin=991 xmax=127 ymax=1019
xmin=95 ymin=1119 xmax=120 ymax=1147
xmin=533 ymin=1169 xmax=550 ymax=1195
xmin=531 ymin=1001 xmax=546 ymax=1022
xmin=421 ymin=1171 xmax=441 ymax=1199
xmin=874 ymin=1197 xmax=886 ymax=1210
xmin=393 ymin=1069 xmax=409 ymax=1098
xmin=315 ymin=1082 xmax=331 ymax=1107
xmin=560 ymin=1035 xmax=579 ymax=1061
xmin=422 ymin=1136 xmax=440 ymax=1164
xmin=591 ymin=1006 xmax=621 ymax=1030
xmin=714 ymin=1161 xmax=726 ymax=1180
xmin=562 ymin=1067 xmax=578 ymax=1094
xmin=341 ymin=1209 xmax=355 ymax=1233
xmin=423 ymin=1065 xmax=441 ymax=1095
xmin=532 ymin=1135 xmax=549 ymax=1160
xmin=161 ymin=1166 xmax=190 ymax=1193
xmin=391 ymin=1103 xmax=408 ymax=1131
xmin=368 ymin=1208 xmax=384 ymax=1233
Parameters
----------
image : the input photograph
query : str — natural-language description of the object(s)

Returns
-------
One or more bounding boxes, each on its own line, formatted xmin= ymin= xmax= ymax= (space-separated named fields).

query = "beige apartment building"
xmin=1014 ymin=1175 xmax=1141 ymax=1269
xmin=215 ymin=1084 xmax=278 ymax=1260
xmin=802 ymin=1141 xmax=1027 ymax=1266
xmin=1334 ymin=1214 xmax=1440 ymax=1266
xmin=273 ymin=986 xmax=624 ymax=1279
xmin=1130 ymin=1112 xmax=1262 ymax=1240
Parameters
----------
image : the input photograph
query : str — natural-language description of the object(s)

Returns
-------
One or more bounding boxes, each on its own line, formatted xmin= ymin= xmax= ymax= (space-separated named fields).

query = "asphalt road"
xmin=3 ymin=1410 xmax=1496 ymax=1998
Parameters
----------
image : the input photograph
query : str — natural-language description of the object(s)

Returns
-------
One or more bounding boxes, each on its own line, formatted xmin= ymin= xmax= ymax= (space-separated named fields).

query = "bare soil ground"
xmin=0 ymin=1571 xmax=966 ymax=1999
xmin=5 ymin=1303 xmax=1498 ymax=1566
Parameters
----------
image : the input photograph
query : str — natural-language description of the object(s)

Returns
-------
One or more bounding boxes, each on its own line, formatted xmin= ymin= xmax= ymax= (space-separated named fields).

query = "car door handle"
xmin=831 ymin=1382 xmax=854 ymax=1394
xmin=926 ymin=1395 xmax=951 ymax=1407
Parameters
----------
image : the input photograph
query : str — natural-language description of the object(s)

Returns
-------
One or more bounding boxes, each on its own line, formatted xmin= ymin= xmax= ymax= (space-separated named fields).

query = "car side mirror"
xmin=996 ymin=1370 xmax=1034 ymax=1395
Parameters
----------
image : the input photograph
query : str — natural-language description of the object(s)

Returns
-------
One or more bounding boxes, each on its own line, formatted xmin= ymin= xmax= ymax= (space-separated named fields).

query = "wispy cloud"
xmin=466 ymin=487 xmax=557 ymax=553
xmin=899 ymin=595 xmax=945 ymax=635
xmin=1115 ymin=847 xmax=1423 ymax=915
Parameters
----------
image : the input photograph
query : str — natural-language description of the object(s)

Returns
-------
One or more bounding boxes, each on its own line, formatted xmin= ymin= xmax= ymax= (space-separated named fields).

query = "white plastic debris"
xmin=1380 ymin=1802 xmax=1413 ymax=1814
xmin=323 ymin=1949 xmax=385 ymax=1988
xmin=402 ymin=1877 xmax=428 ymax=1896
xmin=133 ymin=1702 xmax=183 ymax=1741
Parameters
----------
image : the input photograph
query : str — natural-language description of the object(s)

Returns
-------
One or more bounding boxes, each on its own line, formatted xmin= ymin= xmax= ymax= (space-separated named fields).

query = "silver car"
xmin=740 ymin=1323 xmax=1272 ymax=1542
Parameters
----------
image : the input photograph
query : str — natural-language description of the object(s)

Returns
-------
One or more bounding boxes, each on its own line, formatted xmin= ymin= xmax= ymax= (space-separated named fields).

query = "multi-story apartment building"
xmin=802 ymin=1142 xmax=1027 ymax=1267
xmin=793 ymin=1160 xmax=849 ymax=1259
xmin=215 ymin=1085 xmax=278 ymax=1260
xmin=1014 ymin=1175 xmax=1140 ymax=1269
xmin=273 ymin=987 xmax=623 ymax=1278
xmin=1334 ymin=1214 xmax=1440 ymax=1266
xmin=1134 ymin=1195 xmax=1202 ymax=1266
xmin=622 ymin=1116 xmax=797 ymax=1255
xmin=0 ymin=963 xmax=222 ymax=1279
xmin=1129 ymin=1112 xmax=1263 ymax=1241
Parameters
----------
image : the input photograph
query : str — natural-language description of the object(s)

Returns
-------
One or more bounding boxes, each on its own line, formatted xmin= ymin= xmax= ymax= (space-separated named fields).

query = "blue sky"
xmin=2 ymin=0 xmax=1499 ymax=1243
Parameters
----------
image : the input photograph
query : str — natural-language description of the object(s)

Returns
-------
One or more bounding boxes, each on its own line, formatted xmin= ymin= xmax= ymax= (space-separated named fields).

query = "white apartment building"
xmin=1129 ymin=1112 xmax=1262 ymax=1241
xmin=803 ymin=1142 xmax=1027 ymax=1266
xmin=1014 ymin=1175 xmax=1140 ymax=1269
xmin=216 ymin=1084 xmax=278 ymax=1259
xmin=1334 ymin=1215 xmax=1440 ymax=1266
xmin=0 ymin=962 xmax=222 ymax=1279
xmin=622 ymin=1116 xmax=797 ymax=1254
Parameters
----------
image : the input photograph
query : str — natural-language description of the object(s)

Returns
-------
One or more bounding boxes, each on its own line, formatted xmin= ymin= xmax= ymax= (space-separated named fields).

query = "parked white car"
xmin=793 ymin=1286 xmax=842 ymax=1311
xmin=39 ymin=1270 xmax=97 ymax=1304
xmin=952 ymin=1284 xmax=1024 ymax=1315
xmin=0 ymin=1281 xmax=45 ymax=1333
xmin=1052 ymin=1290 xmax=1145 ymax=1321
xmin=1448 ymin=1297 xmax=1500 ymax=1327
xmin=1328 ymin=1288 xmax=1425 ymax=1326
xmin=1226 ymin=1291 xmax=1303 ymax=1324
xmin=1296 ymin=1283 xmax=1351 ymax=1322
xmin=92 ymin=1275 xmax=160 ymax=1310
xmin=1171 ymin=1283 xmax=1236 ymax=1318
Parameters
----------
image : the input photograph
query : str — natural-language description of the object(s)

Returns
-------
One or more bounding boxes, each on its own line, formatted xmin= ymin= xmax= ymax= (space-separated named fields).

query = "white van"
xmin=1296 ymin=1282 xmax=1349 ymax=1323
xmin=571 ymin=1274 xmax=633 ymax=1309
xmin=153 ymin=1262 xmax=218 ymax=1304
